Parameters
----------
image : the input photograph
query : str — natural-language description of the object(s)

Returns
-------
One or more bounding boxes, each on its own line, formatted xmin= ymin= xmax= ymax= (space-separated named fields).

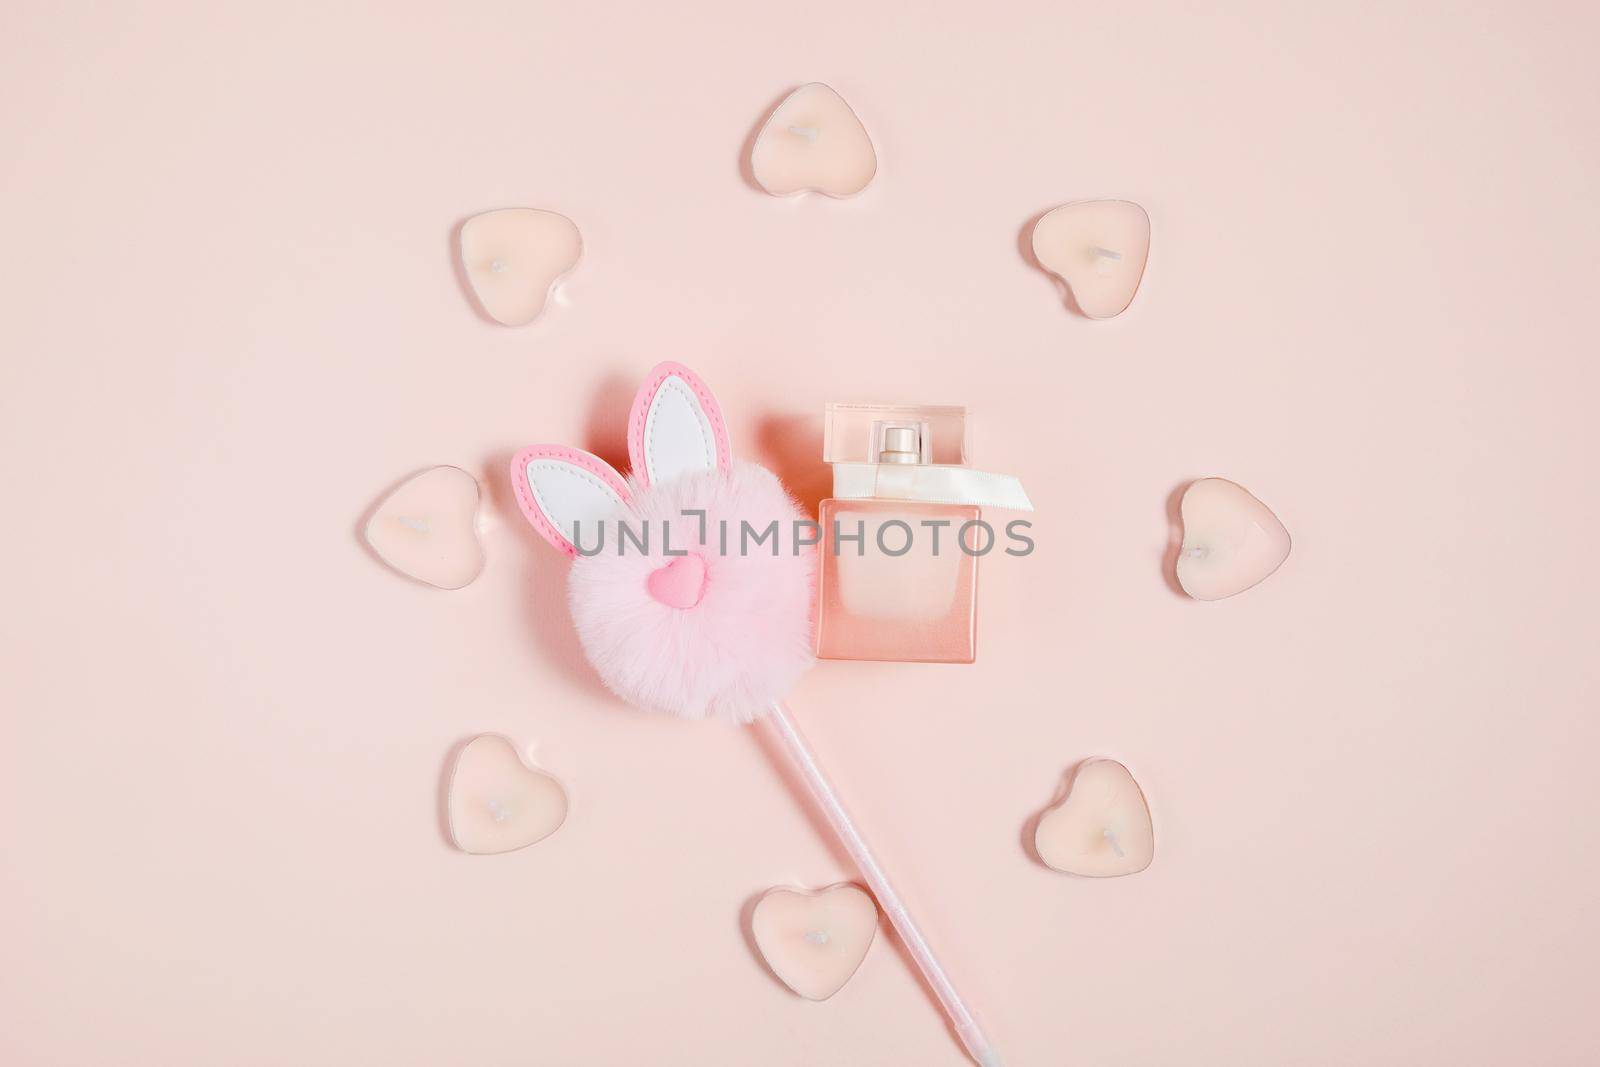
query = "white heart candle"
xmin=364 ymin=465 xmax=485 ymax=590
xmin=1175 ymin=477 xmax=1292 ymax=601
xmin=1031 ymin=199 xmax=1151 ymax=319
xmin=446 ymin=734 xmax=568 ymax=855
xmin=1034 ymin=759 xmax=1154 ymax=877
xmin=459 ymin=208 xmax=582 ymax=326
xmin=750 ymin=883 xmax=878 ymax=1000
xmin=750 ymin=83 xmax=877 ymax=198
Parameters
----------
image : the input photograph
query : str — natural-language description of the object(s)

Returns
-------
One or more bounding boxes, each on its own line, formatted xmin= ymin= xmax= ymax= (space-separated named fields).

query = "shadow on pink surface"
xmin=1017 ymin=209 xmax=1089 ymax=320
xmin=1161 ymin=479 xmax=1195 ymax=600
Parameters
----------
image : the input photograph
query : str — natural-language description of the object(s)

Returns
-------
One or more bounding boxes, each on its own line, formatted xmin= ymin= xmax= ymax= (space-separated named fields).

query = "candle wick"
xmin=1103 ymin=827 xmax=1125 ymax=858
xmin=1090 ymin=246 xmax=1123 ymax=261
xmin=787 ymin=124 xmax=820 ymax=143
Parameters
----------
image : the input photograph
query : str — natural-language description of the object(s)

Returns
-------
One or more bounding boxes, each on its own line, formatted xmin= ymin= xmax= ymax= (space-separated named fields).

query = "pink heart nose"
xmin=646 ymin=553 xmax=707 ymax=609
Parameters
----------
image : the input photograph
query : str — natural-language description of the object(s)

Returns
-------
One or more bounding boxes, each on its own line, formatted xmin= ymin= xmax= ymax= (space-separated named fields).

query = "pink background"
xmin=3 ymin=2 xmax=1597 ymax=1064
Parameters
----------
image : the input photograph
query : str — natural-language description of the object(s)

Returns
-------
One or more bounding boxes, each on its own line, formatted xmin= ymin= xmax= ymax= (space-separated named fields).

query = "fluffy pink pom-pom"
xmin=568 ymin=462 xmax=815 ymax=724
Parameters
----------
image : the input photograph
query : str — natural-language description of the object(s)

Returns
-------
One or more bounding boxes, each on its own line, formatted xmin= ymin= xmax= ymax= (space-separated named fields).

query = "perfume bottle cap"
xmin=822 ymin=403 xmax=969 ymax=466
xmin=823 ymin=401 xmax=1034 ymax=511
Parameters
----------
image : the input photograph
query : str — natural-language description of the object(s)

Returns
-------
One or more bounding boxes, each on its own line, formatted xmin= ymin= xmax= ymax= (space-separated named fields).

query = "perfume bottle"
xmin=815 ymin=403 xmax=1030 ymax=664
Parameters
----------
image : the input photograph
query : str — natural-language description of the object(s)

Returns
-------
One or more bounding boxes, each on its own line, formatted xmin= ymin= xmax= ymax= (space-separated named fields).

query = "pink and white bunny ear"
xmin=510 ymin=446 xmax=632 ymax=557
xmin=626 ymin=362 xmax=733 ymax=488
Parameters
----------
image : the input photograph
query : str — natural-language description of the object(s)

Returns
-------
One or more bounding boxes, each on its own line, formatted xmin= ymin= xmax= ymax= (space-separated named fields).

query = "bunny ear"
xmin=626 ymin=362 xmax=733 ymax=488
xmin=510 ymin=446 xmax=632 ymax=557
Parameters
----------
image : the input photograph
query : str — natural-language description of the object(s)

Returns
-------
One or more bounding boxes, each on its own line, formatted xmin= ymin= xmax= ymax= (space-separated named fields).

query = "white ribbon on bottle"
xmin=831 ymin=462 xmax=1033 ymax=511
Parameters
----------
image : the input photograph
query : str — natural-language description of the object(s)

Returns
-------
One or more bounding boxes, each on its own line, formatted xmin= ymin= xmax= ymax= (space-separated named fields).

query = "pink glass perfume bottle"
xmin=816 ymin=403 xmax=1030 ymax=664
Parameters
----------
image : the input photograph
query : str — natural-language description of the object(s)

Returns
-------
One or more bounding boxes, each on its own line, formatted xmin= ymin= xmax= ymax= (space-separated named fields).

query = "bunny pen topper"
xmin=510 ymin=361 xmax=815 ymax=723
xmin=510 ymin=362 xmax=1003 ymax=1067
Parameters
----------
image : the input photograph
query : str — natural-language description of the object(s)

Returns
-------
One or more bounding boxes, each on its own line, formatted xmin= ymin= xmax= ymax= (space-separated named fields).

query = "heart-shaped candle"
xmin=1031 ymin=199 xmax=1151 ymax=319
xmin=364 ymin=465 xmax=485 ymax=590
xmin=750 ymin=83 xmax=877 ymax=198
xmin=1175 ymin=477 xmax=1292 ymax=601
xmin=750 ymin=883 xmax=878 ymax=1000
xmin=446 ymin=734 xmax=568 ymax=855
xmin=1034 ymin=758 xmax=1154 ymax=877
xmin=459 ymin=208 xmax=582 ymax=326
